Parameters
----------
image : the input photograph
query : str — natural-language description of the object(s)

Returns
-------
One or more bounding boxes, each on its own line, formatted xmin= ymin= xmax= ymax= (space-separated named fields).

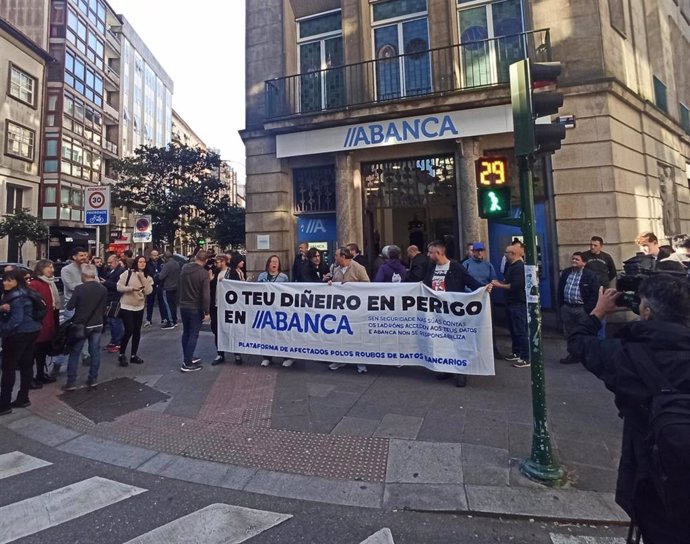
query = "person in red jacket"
xmin=28 ymin=260 xmax=60 ymax=388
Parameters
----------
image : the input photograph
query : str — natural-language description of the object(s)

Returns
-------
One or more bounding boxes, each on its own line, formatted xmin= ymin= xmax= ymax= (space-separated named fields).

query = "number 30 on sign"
xmin=475 ymin=157 xmax=508 ymax=187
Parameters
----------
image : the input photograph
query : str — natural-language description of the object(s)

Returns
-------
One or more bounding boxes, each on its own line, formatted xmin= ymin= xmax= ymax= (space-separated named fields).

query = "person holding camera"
xmin=558 ymin=252 xmax=600 ymax=364
xmin=567 ymin=275 xmax=690 ymax=543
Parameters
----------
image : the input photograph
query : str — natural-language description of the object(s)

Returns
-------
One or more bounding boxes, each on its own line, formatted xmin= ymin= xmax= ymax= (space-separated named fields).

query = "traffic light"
xmin=198 ymin=239 xmax=206 ymax=247
xmin=475 ymin=156 xmax=511 ymax=219
xmin=477 ymin=187 xmax=511 ymax=219
xmin=510 ymin=59 xmax=566 ymax=156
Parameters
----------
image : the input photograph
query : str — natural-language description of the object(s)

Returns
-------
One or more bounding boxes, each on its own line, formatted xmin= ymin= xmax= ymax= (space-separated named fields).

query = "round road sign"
xmin=88 ymin=190 xmax=106 ymax=209
xmin=135 ymin=217 xmax=151 ymax=232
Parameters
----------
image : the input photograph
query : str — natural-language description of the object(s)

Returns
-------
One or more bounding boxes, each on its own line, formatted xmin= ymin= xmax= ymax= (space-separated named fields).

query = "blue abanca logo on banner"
xmin=297 ymin=215 xmax=336 ymax=242
xmin=342 ymin=115 xmax=459 ymax=149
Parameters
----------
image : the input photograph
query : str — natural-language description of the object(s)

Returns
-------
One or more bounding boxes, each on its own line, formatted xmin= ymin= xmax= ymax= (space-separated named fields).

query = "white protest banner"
xmin=218 ymin=281 xmax=495 ymax=376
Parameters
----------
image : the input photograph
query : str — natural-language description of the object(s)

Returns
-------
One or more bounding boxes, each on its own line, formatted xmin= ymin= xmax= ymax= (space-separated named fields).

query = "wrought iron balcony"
xmin=265 ymin=29 xmax=551 ymax=121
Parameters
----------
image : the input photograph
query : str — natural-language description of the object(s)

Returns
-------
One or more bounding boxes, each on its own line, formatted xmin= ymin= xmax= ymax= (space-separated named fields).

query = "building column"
xmin=335 ymin=152 xmax=363 ymax=247
xmin=457 ymin=138 xmax=486 ymax=248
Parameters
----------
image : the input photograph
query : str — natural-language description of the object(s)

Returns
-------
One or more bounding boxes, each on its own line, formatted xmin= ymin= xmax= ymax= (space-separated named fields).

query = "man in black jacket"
xmin=557 ymin=252 xmax=600 ymax=364
xmin=144 ymin=249 xmax=163 ymax=327
xmin=103 ymin=254 xmax=125 ymax=353
xmin=64 ymin=264 xmax=107 ymax=390
xmin=158 ymin=251 xmax=181 ymax=329
xmin=491 ymin=244 xmax=529 ymax=368
xmin=405 ymin=244 xmax=428 ymax=282
xmin=424 ymin=240 xmax=485 ymax=387
xmin=291 ymin=243 xmax=309 ymax=282
xmin=567 ymin=275 xmax=690 ymax=543
xmin=582 ymin=236 xmax=617 ymax=288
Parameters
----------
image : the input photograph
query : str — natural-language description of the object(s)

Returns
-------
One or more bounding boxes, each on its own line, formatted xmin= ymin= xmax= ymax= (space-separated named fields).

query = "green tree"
xmin=214 ymin=204 xmax=245 ymax=250
xmin=111 ymin=144 xmax=228 ymax=247
xmin=0 ymin=209 xmax=49 ymax=263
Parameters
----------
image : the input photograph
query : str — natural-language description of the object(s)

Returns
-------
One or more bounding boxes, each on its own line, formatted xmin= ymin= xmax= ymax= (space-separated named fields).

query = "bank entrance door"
xmin=362 ymin=154 xmax=458 ymax=262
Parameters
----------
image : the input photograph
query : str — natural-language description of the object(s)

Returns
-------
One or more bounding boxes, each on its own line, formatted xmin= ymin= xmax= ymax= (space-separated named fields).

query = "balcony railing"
xmin=266 ymin=29 xmax=551 ymax=121
xmin=104 ymin=140 xmax=118 ymax=155
xmin=103 ymin=101 xmax=119 ymax=121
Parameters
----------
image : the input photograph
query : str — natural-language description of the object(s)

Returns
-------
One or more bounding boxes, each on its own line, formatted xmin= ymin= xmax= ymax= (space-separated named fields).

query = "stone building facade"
xmin=242 ymin=0 xmax=689 ymax=307
xmin=0 ymin=16 xmax=52 ymax=262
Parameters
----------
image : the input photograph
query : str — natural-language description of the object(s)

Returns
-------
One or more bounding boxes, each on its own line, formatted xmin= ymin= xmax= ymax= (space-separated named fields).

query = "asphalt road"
xmin=0 ymin=429 xmax=628 ymax=544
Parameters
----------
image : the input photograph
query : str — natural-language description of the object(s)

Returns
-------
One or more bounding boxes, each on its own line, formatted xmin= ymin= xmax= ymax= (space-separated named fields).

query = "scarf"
xmin=39 ymin=275 xmax=61 ymax=310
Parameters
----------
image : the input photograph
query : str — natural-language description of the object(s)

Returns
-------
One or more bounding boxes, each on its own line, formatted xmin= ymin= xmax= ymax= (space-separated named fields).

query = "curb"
xmin=2 ymin=411 xmax=629 ymax=524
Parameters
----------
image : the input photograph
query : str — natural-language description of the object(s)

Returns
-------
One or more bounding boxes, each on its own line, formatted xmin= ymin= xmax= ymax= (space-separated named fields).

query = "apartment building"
xmin=172 ymin=108 xmax=207 ymax=150
xmin=2 ymin=1 xmax=175 ymax=259
xmin=108 ymin=15 xmax=173 ymax=251
xmin=242 ymin=0 xmax=690 ymax=307
xmin=0 ymin=16 xmax=52 ymax=262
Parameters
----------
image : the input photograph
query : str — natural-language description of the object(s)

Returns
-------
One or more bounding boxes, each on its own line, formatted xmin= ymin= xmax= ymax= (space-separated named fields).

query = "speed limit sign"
xmin=84 ymin=186 xmax=110 ymax=226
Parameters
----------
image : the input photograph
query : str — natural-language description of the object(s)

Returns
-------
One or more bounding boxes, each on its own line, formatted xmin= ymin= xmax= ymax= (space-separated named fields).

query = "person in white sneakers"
xmin=257 ymin=255 xmax=294 ymax=368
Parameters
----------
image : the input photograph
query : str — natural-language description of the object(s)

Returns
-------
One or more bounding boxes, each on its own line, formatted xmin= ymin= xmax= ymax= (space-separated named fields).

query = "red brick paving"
xmin=197 ymin=365 xmax=274 ymax=426
xmin=26 ymin=365 xmax=389 ymax=482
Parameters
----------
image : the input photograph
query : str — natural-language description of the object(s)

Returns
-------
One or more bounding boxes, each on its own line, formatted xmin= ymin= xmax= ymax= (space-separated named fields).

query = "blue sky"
xmin=108 ymin=0 xmax=246 ymax=180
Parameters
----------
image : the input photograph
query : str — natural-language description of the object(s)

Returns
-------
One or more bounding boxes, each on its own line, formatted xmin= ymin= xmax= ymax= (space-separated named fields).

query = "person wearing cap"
xmin=461 ymin=242 xmax=497 ymax=288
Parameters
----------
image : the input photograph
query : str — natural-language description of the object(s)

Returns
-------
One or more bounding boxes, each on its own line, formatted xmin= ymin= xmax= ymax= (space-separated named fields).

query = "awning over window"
xmin=58 ymin=229 xmax=95 ymax=240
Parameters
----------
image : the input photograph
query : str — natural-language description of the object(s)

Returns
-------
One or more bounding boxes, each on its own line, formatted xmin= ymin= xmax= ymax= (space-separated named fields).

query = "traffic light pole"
xmin=518 ymin=155 xmax=565 ymax=486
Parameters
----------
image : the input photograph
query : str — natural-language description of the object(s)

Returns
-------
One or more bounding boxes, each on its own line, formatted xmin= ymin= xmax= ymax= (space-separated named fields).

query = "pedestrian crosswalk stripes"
xmin=123 ymin=503 xmax=292 ymax=544
xmin=0 ymin=450 xmax=292 ymax=544
xmin=550 ymin=535 xmax=626 ymax=544
xmin=360 ymin=528 xmax=395 ymax=544
xmin=0 ymin=451 xmax=52 ymax=480
xmin=0 ymin=476 xmax=147 ymax=544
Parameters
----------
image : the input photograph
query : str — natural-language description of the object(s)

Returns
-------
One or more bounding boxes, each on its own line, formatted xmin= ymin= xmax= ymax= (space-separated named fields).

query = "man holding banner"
xmin=424 ymin=239 xmax=487 ymax=387
xmin=217 ymin=252 xmax=495 ymax=379
xmin=328 ymin=246 xmax=370 ymax=374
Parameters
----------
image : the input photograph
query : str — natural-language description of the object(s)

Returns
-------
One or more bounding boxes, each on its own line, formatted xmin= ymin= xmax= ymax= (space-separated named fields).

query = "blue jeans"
xmin=597 ymin=317 xmax=607 ymax=340
xmin=67 ymin=327 xmax=102 ymax=384
xmin=108 ymin=316 xmax=124 ymax=346
xmin=506 ymin=302 xmax=529 ymax=361
xmin=146 ymin=285 xmax=165 ymax=323
xmin=161 ymin=289 xmax=177 ymax=324
xmin=180 ymin=308 xmax=203 ymax=364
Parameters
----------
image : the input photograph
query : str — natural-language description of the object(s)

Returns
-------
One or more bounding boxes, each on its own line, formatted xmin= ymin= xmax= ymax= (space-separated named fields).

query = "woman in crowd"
xmin=116 ymin=255 xmax=153 ymax=367
xmin=374 ymin=245 xmax=407 ymax=283
xmin=257 ymin=255 xmax=293 ymax=368
xmin=210 ymin=254 xmax=232 ymax=366
xmin=28 ymin=259 xmax=60 ymax=388
xmin=0 ymin=268 xmax=42 ymax=415
xmin=224 ymin=253 xmax=246 ymax=364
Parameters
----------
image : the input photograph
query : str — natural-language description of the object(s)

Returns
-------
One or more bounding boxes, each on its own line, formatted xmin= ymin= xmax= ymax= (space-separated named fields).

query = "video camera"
xmin=616 ymin=254 xmax=688 ymax=314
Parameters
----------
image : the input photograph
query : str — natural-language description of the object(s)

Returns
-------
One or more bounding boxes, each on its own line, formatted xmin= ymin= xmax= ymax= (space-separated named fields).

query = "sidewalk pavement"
xmin=1 ymin=323 xmax=628 ymax=524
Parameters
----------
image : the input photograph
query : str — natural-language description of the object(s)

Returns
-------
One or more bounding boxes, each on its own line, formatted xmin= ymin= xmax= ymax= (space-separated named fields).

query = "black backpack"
xmin=20 ymin=290 xmax=48 ymax=322
xmin=625 ymin=345 xmax=690 ymax=524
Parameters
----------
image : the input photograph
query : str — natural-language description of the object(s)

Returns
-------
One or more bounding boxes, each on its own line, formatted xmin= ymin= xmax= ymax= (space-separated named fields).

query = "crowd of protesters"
xmin=4 ymin=231 xmax=690 ymax=413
